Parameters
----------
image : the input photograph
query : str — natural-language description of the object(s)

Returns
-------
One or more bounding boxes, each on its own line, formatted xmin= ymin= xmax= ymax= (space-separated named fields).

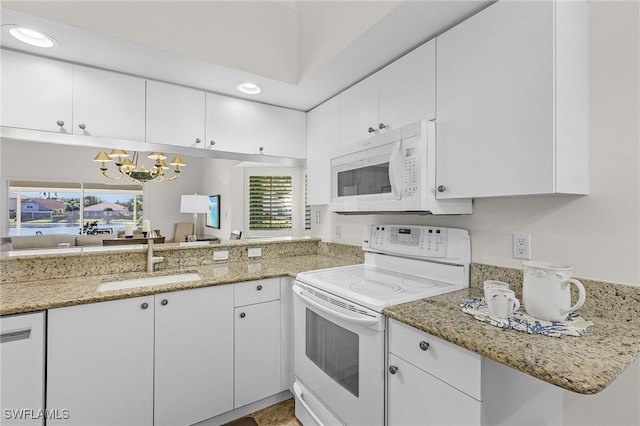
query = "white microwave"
xmin=329 ymin=120 xmax=472 ymax=215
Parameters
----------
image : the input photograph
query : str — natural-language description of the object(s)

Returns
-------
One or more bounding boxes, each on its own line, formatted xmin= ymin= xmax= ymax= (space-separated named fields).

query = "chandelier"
xmin=92 ymin=149 xmax=186 ymax=184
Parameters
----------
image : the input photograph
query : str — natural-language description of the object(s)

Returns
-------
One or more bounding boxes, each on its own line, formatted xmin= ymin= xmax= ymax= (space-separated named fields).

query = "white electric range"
xmin=293 ymin=224 xmax=471 ymax=426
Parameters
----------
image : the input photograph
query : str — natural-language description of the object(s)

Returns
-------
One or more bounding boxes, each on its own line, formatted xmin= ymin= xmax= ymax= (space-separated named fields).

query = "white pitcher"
xmin=522 ymin=261 xmax=586 ymax=322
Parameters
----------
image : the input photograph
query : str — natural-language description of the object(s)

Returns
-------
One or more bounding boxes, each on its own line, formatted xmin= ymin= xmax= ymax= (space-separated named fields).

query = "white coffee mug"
xmin=484 ymin=280 xmax=510 ymax=300
xmin=522 ymin=261 xmax=586 ymax=322
xmin=487 ymin=289 xmax=520 ymax=319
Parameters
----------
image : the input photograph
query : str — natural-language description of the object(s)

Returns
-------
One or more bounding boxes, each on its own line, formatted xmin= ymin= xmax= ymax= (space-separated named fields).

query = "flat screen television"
xmin=205 ymin=195 xmax=220 ymax=229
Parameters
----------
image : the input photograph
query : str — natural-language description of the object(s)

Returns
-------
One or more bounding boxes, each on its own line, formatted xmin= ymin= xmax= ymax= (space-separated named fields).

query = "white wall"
xmin=312 ymin=0 xmax=640 ymax=288
xmin=0 ymin=139 xmax=206 ymax=241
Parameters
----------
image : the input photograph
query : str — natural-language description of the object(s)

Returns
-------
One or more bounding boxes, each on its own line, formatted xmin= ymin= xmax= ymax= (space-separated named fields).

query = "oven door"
xmin=293 ymin=282 xmax=385 ymax=426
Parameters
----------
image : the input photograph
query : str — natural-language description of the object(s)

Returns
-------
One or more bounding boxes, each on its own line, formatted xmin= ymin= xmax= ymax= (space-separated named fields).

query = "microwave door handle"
xmin=293 ymin=286 xmax=379 ymax=326
xmin=388 ymin=140 xmax=402 ymax=200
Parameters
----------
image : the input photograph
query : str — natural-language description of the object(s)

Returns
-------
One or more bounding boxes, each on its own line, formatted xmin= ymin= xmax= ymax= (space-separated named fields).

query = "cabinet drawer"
xmin=234 ymin=278 xmax=280 ymax=307
xmin=389 ymin=319 xmax=481 ymax=400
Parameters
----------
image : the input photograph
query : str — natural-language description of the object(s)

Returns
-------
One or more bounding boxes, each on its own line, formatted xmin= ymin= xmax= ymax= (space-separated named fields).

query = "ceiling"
xmin=0 ymin=1 xmax=493 ymax=112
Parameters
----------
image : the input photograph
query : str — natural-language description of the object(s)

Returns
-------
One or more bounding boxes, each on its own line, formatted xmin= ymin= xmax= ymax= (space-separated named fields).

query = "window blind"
xmin=248 ymin=175 xmax=293 ymax=230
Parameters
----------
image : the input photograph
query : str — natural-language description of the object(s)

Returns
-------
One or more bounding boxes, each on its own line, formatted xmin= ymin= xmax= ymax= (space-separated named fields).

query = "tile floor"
xmin=240 ymin=398 xmax=301 ymax=426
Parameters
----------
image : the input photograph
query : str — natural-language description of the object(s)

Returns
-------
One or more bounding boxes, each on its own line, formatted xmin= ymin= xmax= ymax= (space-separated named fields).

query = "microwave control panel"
xmin=401 ymin=136 xmax=419 ymax=198
xmin=364 ymin=225 xmax=469 ymax=260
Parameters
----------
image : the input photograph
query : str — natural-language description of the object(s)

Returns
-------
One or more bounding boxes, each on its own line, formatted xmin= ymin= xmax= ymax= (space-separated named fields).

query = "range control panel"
xmin=363 ymin=225 xmax=469 ymax=260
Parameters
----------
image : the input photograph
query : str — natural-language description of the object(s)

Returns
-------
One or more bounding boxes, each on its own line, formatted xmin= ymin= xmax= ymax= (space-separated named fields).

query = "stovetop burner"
xmin=349 ymin=280 xmax=403 ymax=295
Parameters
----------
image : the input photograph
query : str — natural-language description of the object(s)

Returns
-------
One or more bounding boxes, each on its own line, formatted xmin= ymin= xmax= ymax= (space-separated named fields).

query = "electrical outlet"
xmin=213 ymin=250 xmax=229 ymax=261
xmin=335 ymin=225 xmax=342 ymax=239
xmin=248 ymin=247 xmax=262 ymax=258
xmin=513 ymin=234 xmax=531 ymax=259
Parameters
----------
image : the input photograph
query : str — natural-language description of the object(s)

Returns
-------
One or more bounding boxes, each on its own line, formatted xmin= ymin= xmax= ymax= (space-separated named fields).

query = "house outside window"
xmin=8 ymin=180 xmax=143 ymax=236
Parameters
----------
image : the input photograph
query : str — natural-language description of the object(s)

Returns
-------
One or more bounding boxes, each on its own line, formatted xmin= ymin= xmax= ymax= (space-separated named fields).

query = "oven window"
xmin=305 ymin=308 xmax=359 ymax=397
xmin=337 ymin=164 xmax=391 ymax=196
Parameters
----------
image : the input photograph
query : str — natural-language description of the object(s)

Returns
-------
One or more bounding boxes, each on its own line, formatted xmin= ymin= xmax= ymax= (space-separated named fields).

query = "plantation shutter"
xmin=305 ymin=174 xmax=311 ymax=231
xmin=249 ymin=175 xmax=293 ymax=230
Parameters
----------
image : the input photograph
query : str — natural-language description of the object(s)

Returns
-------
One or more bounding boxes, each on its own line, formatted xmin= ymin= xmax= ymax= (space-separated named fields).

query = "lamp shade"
xmin=180 ymin=194 xmax=209 ymax=214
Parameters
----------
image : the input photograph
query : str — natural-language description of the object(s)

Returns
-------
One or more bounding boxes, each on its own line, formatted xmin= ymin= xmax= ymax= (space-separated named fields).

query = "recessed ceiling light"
xmin=236 ymin=82 xmax=263 ymax=95
xmin=5 ymin=25 xmax=56 ymax=48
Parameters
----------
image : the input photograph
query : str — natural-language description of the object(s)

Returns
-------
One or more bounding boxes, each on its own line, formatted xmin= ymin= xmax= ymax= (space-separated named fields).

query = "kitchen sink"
xmin=97 ymin=273 xmax=203 ymax=292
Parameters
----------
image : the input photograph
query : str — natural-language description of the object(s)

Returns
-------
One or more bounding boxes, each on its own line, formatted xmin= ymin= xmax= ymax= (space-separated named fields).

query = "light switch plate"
xmin=248 ymin=247 xmax=262 ymax=258
xmin=213 ymin=250 xmax=229 ymax=261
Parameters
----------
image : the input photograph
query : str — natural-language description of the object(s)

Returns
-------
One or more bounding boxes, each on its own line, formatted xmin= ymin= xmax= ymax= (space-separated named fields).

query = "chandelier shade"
xmin=93 ymin=149 xmax=185 ymax=184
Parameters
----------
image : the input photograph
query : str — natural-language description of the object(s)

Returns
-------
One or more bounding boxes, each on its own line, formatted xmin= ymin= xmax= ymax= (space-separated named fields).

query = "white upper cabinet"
xmin=379 ymin=39 xmax=436 ymax=130
xmin=339 ymin=39 xmax=436 ymax=145
xmin=73 ymin=66 xmax=146 ymax=140
xmin=435 ymin=0 xmax=588 ymax=199
xmin=146 ymin=80 xmax=206 ymax=148
xmin=252 ymin=103 xmax=307 ymax=158
xmin=1 ymin=50 xmax=72 ymax=133
xmin=339 ymin=73 xmax=379 ymax=144
xmin=205 ymin=92 xmax=256 ymax=154
xmin=306 ymin=96 xmax=340 ymax=205
xmin=207 ymin=93 xmax=306 ymax=159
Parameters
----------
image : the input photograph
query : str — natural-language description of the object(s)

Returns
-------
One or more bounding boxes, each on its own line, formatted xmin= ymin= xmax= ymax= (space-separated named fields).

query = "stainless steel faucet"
xmin=146 ymin=238 xmax=165 ymax=272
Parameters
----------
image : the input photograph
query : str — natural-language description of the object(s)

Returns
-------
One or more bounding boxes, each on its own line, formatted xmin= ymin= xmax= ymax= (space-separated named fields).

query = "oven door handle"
xmin=293 ymin=381 xmax=325 ymax=426
xmin=293 ymin=286 xmax=379 ymax=326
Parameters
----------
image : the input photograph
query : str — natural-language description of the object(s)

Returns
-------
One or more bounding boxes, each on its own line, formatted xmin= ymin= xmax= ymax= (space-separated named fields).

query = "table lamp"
xmin=180 ymin=194 xmax=209 ymax=236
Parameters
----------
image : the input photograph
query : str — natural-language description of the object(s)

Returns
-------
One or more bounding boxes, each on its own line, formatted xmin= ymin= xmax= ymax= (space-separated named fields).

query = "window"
xmin=248 ymin=175 xmax=293 ymax=231
xmin=245 ymin=168 xmax=307 ymax=238
xmin=8 ymin=180 xmax=143 ymax=236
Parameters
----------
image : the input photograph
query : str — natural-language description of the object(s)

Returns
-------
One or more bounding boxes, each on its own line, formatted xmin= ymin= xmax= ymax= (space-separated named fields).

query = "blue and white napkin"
xmin=460 ymin=298 xmax=593 ymax=338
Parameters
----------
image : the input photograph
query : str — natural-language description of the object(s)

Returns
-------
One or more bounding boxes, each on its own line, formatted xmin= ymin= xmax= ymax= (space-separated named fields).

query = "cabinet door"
xmin=339 ymin=73 xmax=379 ymax=144
xmin=306 ymin=96 xmax=340 ymax=205
xmin=379 ymin=39 xmax=436 ymax=129
xmin=234 ymin=300 xmax=281 ymax=407
xmin=154 ymin=285 xmax=234 ymax=426
xmin=73 ymin=66 xmax=146 ymax=140
xmin=435 ymin=1 xmax=555 ymax=198
xmin=47 ymin=296 xmax=154 ymax=426
xmin=1 ymin=50 xmax=72 ymax=133
xmin=387 ymin=353 xmax=481 ymax=426
xmin=205 ymin=92 xmax=255 ymax=154
xmin=146 ymin=80 xmax=205 ymax=147
xmin=252 ymin=103 xmax=307 ymax=158
xmin=0 ymin=312 xmax=45 ymax=426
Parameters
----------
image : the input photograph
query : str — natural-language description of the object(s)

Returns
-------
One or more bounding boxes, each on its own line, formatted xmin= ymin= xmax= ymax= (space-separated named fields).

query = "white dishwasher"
xmin=0 ymin=311 xmax=45 ymax=426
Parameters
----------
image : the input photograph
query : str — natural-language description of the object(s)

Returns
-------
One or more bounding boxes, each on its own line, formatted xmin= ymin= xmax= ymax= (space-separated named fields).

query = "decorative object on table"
xmin=142 ymin=219 xmax=151 ymax=238
xmin=180 ymin=194 xmax=209 ymax=234
xmin=124 ymin=223 xmax=135 ymax=238
xmin=93 ymin=149 xmax=186 ymax=184
xmin=460 ymin=298 xmax=593 ymax=338
xmin=522 ymin=260 xmax=586 ymax=321
xmin=486 ymin=290 xmax=520 ymax=319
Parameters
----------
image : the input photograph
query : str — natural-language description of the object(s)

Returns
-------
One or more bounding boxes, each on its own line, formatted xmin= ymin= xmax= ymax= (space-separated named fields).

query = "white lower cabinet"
xmin=234 ymin=278 xmax=281 ymax=408
xmin=154 ymin=285 xmax=234 ymax=426
xmin=47 ymin=285 xmax=234 ymax=426
xmin=0 ymin=311 xmax=46 ymax=426
xmin=47 ymin=296 xmax=155 ymax=426
xmin=387 ymin=319 xmax=563 ymax=426
xmin=388 ymin=353 xmax=481 ymax=426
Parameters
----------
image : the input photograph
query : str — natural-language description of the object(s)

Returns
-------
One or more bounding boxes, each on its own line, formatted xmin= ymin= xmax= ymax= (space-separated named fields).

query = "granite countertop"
xmin=0 ymin=254 xmax=353 ymax=315
xmin=383 ymin=287 xmax=640 ymax=395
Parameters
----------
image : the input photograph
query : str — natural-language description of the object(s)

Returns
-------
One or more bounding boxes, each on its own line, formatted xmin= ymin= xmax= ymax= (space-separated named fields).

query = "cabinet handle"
xmin=78 ymin=123 xmax=86 ymax=130
xmin=240 ymin=312 xmax=246 ymax=318
xmin=141 ymin=302 xmax=149 ymax=310
xmin=367 ymin=127 xmax=376 ymax=133
xmin=256 ymin=285 xmax=263 ymax=291
xmin=378 ymin=122 xmax=386 ymax=130
xmin=56 ymin=120 xmax=65 ymax=127
xmin=196 ymin=138 xmax=202 ymax=144
xmin=437 ymin=185 xmax=447 ymax=193
xmin=419 ymin=341 xmax=430 ymax=351
xmin=161 ymin=299 xmax=168 ymax=306
xmin=210 ymin=140 xmax=215 ymax=146
xmin=259 ymin=146 xmax=264 ymax=153
xmin=389 ymin=365 xmax=398 ymax=374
